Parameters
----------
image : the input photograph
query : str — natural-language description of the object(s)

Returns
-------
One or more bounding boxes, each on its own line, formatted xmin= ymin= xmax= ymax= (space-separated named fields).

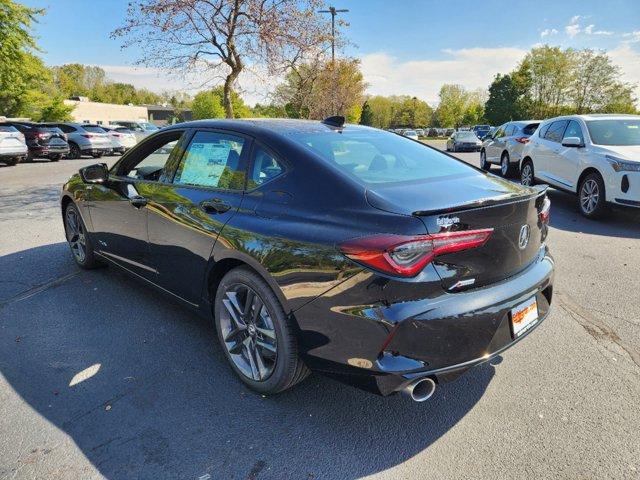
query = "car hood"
xmin=596 ymin=145 xmax=640 ymax=161
xmin=365 ymin=171 xmax=541 ymax=216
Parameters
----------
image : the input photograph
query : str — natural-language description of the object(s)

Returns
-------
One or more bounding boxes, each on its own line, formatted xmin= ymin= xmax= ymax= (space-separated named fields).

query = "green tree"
xmin=484 ymin=74 xmax=526 ymax=124
xmin=191 ymin=90 xmax=225 ymax=119
xmin=435 ymin=84 xmax=468 ymax=128
xmin=34 ymin=97 xmax=75 ymax=121
xmin=359 ymin=100 xmax=373 ymax=126
xmin=252 ymin=103 xmax=287 ymax=118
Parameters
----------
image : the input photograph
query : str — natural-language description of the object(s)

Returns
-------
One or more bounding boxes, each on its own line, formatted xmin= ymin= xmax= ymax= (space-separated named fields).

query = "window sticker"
xmin=178 ymin=142 xmax=233 ymax=187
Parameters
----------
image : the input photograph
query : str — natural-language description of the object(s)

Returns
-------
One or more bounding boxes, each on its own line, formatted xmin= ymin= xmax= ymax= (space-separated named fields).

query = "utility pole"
xmin=319 ymin=6 xmax=349 ymax=115
xmin=319 ymin=6 xmax=349 ymax=63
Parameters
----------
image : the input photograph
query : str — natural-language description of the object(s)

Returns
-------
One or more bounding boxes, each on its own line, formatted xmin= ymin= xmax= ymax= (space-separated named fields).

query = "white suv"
xmin=520 ymin=114 xmax=640 ymax=218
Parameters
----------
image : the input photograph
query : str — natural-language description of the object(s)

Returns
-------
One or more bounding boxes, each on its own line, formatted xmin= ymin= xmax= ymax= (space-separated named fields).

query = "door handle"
xmin=200 ymin=199 xmax=231 ymax=214
xmin=129 ymin=196 xmax=148 ymax=208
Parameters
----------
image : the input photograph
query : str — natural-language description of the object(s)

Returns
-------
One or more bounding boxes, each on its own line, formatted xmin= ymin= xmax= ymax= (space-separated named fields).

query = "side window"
xmin=563 ymin=120 xmax=584 ymax=143
xmin=120 ymin=131 xmax=185 ymax=181
xmin=504 ymin=124 xmax=515 ymax=136
xmin=494 ymin=125 xmax=506 ymax=138
xmin=60 ymin=125 xmax=75 ymax=133
xmin=544 ymin=121 xmax=568 ymax=143
xmin=173 ymin=131 xmax=246 ymax=190
xmin=248 ymin=145 xmax=284 ymax=189
xmin=538 ymin=123 xmax=551 ymax=138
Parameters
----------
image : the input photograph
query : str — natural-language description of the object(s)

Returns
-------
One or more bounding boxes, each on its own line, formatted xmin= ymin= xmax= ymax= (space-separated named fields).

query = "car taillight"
xmin=515 ymin=137 xmax=530 ymax=144
xmin=339 ymin=229 xmax=494 ymax=277
xmin=539 ymin=196 xmax=551 ymax=224
xmin=82 ymin=134 xmax=94 ymax=138
xmin=36 ymin=132 xmax=50 ymax=139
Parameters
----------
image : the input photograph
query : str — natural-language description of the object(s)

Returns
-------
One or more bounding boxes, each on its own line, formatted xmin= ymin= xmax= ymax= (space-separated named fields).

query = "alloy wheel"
xmin=501 ymin=156 xmax=509 ymax=176
xmin=65 ymin=208 xmax=86 ymax=263
xmin=521 ymin=164 xmax=533 ymax=186
xmin=480 ymin=151 xmax=486 ymax=168
xmin=219 ymin=284 xmax=277 ymax=381
xmin=580 ymin=179 xmax=600 ymax=214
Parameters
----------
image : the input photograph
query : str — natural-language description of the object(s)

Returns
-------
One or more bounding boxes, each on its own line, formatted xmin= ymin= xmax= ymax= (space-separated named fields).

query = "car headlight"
xmin=606 ymin=155 xmax=640 ymax=172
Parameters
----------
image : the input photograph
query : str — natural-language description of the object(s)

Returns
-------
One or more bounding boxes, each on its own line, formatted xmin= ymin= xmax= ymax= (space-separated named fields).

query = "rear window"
xmin=0 ymin=125 xmax=18 ymax=133
xmin=82 ymin=125 xmax=107 ymax=134
xmin=522 ymin=123 xmax=539 ymax=135
xmin=115 ymin=127 xmax=132 ymax=133
xmin=457 ymin=131 xmax=477 ymax=140
xmin=586 ymin=119 xmax=640 ymax=146
xmin=289 ymin=129 xmax=476 ymax=185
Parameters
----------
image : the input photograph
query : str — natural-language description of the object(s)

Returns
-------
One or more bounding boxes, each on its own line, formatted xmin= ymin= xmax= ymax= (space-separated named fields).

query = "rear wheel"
xmin=578 ymin=172 xmax=609 ymax=219
xmin=64 ymin=203 xmax=101 ymax=268
xmin=92 ymin=152 xmax=103 ymax=159
xmin=67 ymin=143 xmax=81 ymax=159
xmin=3 ymin=157 xmax=19 ymax=166
xmin=50 ymin=154 xmax=61 ymax=162
xmin=500 ymin=152 xmax=515 ymax=178
xmin=520 ymin=160 xmax=535 ymax=186
xmin=214 ymin=267 xmax=309 ymax=395
xmin=479 ymin=150 xmax=491 ymax=171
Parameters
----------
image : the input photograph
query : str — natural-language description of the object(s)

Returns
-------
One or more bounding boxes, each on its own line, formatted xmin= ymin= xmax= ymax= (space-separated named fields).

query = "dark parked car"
xmin=472 ymin=124 xmax=491 ymax=139
xmin=3 ymin=121 xmax=70 ymax=161
xmin=60 ymin=118 xmax=554 ymax=401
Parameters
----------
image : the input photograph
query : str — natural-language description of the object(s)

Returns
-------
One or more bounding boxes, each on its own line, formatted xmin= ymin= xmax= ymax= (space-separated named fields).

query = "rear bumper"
xmin=294 ymin=246 xmax=554 ymax=396
xmin=29 ymin=145 xmax=70 ymax=157
xmin=0 ymin=146 xmax=28 ymax=157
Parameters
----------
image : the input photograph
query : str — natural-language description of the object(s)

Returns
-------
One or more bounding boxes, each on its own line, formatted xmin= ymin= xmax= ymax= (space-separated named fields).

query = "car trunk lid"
xmin=366 ymin=172 xmax=548 ymax=290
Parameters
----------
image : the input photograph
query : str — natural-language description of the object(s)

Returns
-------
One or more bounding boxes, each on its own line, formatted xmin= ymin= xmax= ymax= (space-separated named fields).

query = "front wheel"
xmin=92 ymin=152 xmax=103 ymax=159
xmin=500 ymin=152 xmax=515 ymax=178
xmin=479 ymin=150 xmax=491 ymax=171
xmin=3 ymin=157 xmax=19 ymax=166
xmin=214 ymin=267 xmax=309 ymax=395
xmin=67 ymin=143 xmax=81 ymax=159
xmin=50 ymin=154 xmax=62 ymax=162
xmin=64 ymin=203 xmax=102 ymax=268
xmin=579 ymin=173 xmax=609 ymax=219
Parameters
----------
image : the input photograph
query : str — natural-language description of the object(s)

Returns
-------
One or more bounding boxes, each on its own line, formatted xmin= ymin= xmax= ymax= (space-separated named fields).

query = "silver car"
xmin=446 ymin=130 xmax=482 ymax=152
xmin=0 ymin=124 xmax=28 ymax=166
xmin=49 ymin=123 xmax=113 ymax=159
xmin=101 ymin=125 xmax=137 ymax=154
xmin=111 ymin=121 xmax=160 ymax=142
xmin=480 ymin=120 xmax=541 ymax=177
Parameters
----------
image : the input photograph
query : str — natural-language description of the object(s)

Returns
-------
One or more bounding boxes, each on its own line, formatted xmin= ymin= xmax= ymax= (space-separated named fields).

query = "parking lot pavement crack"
xmin=557 ymin=292 xmax=640 ymax=370
xmin=0 ymin=271 xmax=80 ymax=309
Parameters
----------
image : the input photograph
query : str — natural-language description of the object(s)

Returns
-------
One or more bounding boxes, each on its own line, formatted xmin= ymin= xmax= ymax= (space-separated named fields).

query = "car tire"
xmin=3 ymin=157 xmax=19 ymax=166
xmin=479 ymin=150 xmax=491 ymax=171
xmin=50 ymin=154 xmax=61 ymax=162
xmin=67 ymin=143 xmax=81 ymax=160
xmin=520 ymin=160 xmax=535 ymax=186
xmin=92 ymin=152 xmax=103 ymax=159
xmin=214 ymin=266 xmax=310 ymax=395
xmin=578 ymin=172 xmax=609 ymax=219
xmin=63 ymin=203 xmax=102 ymax=269
xmin=500 ymin=152 xmax=515 ymax=178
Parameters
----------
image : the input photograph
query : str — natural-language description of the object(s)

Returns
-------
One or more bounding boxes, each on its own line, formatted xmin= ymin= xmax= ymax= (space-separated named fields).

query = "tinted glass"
xmin=505 ymin=125 xmax=515 ymax=136
xmin=248 ymin=145 xmax=284 ymax=189
xmin=537 ymin=123 xmax=550 ymax=138
xmin=457 ymin=131 xmax=477 ymax=140
xmin=125 ymin=133 xmax=183 ymax=180
xmin=494 ymin=125 xmax=506 ymax=138
xmin=586 ymin=119 xmax=640 ymax=146
xmin=115 ymin=127 xmax=132 ymax=133
xmin=174 ymin=131 xmax=246 ymax=189
xmin=0 ymin=125 xmax=18 ymax=133
xmin=82 ymin=125 xmax=107 ymax=134
xmin=290 ymin=129 xmax=476 ymax=185
xmin=141 ymin=122 xmax=159 ymax=131
xmin=59 ymin=125 xmax=76 ymax=133
xmin=563 ymin=121 xmax=584 ymax=143
xmin=544 ymin=121 xmax=568 ymax=143
xmin=522 ymin=123 xmax=540 ymax=135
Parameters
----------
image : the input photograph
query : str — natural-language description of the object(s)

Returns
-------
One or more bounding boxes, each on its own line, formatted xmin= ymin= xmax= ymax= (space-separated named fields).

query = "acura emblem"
xmin=518 ymin=224 xmax=530 ymax=250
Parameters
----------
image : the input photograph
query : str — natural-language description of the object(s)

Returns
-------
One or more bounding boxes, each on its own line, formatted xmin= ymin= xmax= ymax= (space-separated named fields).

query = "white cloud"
xmin=608 ymin=44 xmax=640 ymax=98
xmin=565 ymin=17 xmax=581 ymax=38
xmin=584 ymin=24 xmax=595 ymax=34
xmin=540 ymin=28 xmax=558 ymax=38
xmin=623 ymin=30 xmax=640 ymax=43
xmin=584 ymin=24 xmax=613 ymax=36
xmin=360 ymin=48 xmax=528 ymax=104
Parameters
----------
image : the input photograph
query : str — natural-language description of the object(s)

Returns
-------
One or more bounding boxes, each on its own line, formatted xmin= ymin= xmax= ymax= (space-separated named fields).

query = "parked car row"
xmin=476 ymin=114 xmax=640 ymax=219
xmin=0 ymin=120 xmax=156 ymax=166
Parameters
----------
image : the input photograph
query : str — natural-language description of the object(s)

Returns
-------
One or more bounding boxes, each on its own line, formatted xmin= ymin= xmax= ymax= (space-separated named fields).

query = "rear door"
xmin=146 ymin=129 xmax=250 ymax=303
xmin=538 ymin=120 xmax=569 ymax=187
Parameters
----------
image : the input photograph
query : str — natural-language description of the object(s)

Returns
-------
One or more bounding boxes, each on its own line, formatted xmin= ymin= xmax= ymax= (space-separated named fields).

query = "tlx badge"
xmin=437 ymin=216 xmax=460 ymax=228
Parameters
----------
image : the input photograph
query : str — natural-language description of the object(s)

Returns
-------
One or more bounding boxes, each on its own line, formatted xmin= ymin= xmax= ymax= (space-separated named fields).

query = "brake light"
xmin=515 ymin=137 xmax=530 ymax=144
xmin=339 ymin=229 xmax=494 ymax=277
xmin=36 ymin=132 xmax=50 ymax=139
xmin=81 ymin=134 xmax=95 ymax=138
xmin=539 ymin=196 xmax=551 ymax=224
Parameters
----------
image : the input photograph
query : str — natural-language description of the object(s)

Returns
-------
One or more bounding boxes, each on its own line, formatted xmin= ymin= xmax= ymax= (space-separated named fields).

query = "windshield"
xmin=141 ymin=122 xmax=159 ymax=131
xmin=457 ymin=132 xmax=478 ymax=140
xmin=289 ymin=128 xmax=476 ymax=185
xmin=586 ymin=119 xmax=640 ymax=146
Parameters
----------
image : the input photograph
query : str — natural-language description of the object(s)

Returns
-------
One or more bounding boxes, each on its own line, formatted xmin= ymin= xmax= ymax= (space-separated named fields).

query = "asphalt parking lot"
xmin=1 ymin=150 xmax=639 ymax=479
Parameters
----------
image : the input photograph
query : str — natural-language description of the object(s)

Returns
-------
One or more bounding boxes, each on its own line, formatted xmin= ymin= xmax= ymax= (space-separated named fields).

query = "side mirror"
xmin=79 ymin=163 xmax=109 ymax=184
xmin=562 ymin=136 xmax=583 ymax=148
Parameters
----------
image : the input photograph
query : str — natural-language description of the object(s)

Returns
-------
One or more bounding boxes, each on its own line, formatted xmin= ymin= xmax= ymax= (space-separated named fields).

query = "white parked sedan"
xmin=403 ymin=130 xmax=419 ymax=140
xmin=520 ymin=114 xmax=640 ymax=218
xmin=0 ymin=124 xmax=28 ymax=166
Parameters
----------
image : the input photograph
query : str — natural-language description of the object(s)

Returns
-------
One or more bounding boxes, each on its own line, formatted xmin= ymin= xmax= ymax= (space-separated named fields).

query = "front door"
xmin=88 ymin=130 xmax=187 ymax=279
xmin=486 ymin=124 xmax=507 ymax=163
xmin=553 ymin=120 xmax=586 ymax=190
xmin=538 ymin=120 xmax=570 ymax=188
xmin=146 ymin=129 xmax=250 ymax=304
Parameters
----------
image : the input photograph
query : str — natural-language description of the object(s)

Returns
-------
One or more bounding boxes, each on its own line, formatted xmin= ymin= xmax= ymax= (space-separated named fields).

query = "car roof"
xmin=542 ymin=114 xmax=640 ymax=123
xmin=163 ymin=118 xmax=380 ymax=138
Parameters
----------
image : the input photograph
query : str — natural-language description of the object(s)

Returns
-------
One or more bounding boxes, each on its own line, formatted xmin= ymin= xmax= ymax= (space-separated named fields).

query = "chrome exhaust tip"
xmin=402 ymin=377 xmax=436 ymax=402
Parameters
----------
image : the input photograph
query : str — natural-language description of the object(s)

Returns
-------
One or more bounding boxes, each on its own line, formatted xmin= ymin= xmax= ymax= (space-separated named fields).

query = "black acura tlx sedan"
xmin=61 ymin=117 xmax=554 ymax=402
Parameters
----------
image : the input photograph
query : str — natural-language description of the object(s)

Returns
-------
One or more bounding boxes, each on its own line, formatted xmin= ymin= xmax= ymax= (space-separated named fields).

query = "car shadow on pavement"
xmin=546 ymin=188 xmax=640 ymax=239
xmin=0 ymin=244 xmax=495 ymax=480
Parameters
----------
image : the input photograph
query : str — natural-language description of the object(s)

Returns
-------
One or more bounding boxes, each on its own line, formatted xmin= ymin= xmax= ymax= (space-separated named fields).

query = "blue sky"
xmin=20 ymin=0 xmax=640 ymax=104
